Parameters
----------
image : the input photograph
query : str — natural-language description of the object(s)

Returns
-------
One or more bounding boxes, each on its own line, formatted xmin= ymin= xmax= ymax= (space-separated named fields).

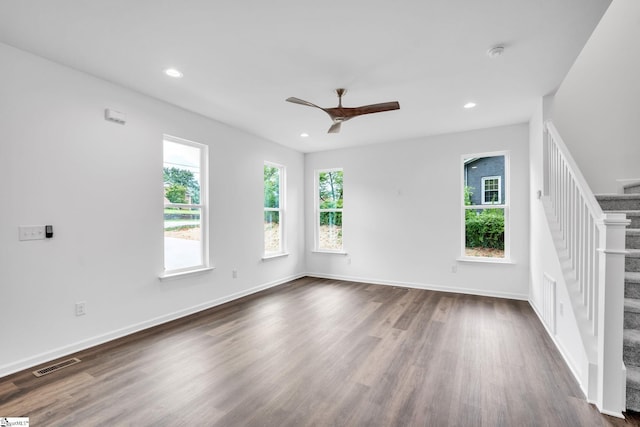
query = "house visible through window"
xmin=264 ymin=162 xmax=285 ymax=256
xmin=462 ymin=153 xmax=508 ymax=260
xmin=316 ymin=169 xmax=344 ymax=252
xmin=163 ymin=135 xmax=208 ymax=273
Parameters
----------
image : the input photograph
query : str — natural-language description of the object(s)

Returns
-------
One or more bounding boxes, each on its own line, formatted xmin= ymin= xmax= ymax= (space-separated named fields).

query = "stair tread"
xmin=606 ymin=210 xmax=640 ymax=215
xmin=628 ymin=249 xmax=640 ymax=258
xmin=596 ymin=194 xmax=640 ymax=200
xmin=629 ymin=365 xmax=640 ymax=389
xmin=625 ymin=298 xmax=640 ymax=313
xmin=625 ymin=328 xmax=640 ymax=342
xmin=627 ymin=272 xmax=640 ymax=283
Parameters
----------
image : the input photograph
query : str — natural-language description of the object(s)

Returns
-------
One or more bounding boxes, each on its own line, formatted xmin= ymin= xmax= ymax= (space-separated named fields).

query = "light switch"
xmin=19 ymin=226 xmax=46 ymax=241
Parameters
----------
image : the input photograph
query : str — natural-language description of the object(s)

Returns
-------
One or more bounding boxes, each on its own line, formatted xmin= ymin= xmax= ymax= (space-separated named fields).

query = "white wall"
xmin=305 ymin=124 xmax=530 ymax=299
xmin=0 ymin=43 xmax=305 ymax=376
xmin=0 ymin=39 xmax=549 ymax=378
xmin=553 ymin=0 xmax=640 ymax=194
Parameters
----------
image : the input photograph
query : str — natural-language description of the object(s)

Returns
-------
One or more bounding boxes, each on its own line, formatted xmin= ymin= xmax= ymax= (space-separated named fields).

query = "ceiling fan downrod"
xmin=336 ymin=88 xmax=346 ymax=108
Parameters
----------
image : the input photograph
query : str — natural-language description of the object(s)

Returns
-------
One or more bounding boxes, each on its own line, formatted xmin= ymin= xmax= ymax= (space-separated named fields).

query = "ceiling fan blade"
xmin=328 ymin=122 xmax=341 ymax=134
xmin=286 ymin=97 xmax=322 ymax=109
xmin=324 ymin=102 xmax=400 ymax=122
xmin=346 ymin=101 xmax=400 ymax=117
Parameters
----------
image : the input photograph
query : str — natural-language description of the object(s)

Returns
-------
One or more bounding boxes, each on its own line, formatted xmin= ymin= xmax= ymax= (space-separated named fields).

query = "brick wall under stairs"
xmin=596 ymin=186 xmax=640 ymax=412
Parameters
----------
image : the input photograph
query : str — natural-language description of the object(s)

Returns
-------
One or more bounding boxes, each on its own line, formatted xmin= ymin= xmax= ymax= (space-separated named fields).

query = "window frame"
xmin=481 ymin=176 xmax=502 ymax=205
xmin=314 ymin=168 xmax=345 ymax=253
xmin=263 ymin=161 xmax=286 ymax=258
xmin=162 ymin=134 xmax=209 ymax=276
xmin=460 ymin=151 xmax=510 ymax=262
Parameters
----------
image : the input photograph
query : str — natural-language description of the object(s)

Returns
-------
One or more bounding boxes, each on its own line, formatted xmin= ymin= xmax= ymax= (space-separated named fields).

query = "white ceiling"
xmin=0 ymin=0 xmax=610 ymax=153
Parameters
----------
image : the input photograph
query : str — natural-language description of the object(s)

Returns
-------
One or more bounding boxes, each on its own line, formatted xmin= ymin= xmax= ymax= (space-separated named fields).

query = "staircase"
xmin=543 ymin=122 xmax=630 ymax=415
xmin=597 ymin=183 xmax=640 ymax=411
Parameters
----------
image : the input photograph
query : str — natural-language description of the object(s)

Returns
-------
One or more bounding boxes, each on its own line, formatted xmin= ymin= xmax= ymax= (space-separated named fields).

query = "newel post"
xmin=597 ymin=213 xmax=630 ymax=416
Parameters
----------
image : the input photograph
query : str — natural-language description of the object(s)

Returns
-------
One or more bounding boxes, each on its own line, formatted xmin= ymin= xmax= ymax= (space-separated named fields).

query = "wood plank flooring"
xmin=2 ymin=277 xmax=640 ymax=426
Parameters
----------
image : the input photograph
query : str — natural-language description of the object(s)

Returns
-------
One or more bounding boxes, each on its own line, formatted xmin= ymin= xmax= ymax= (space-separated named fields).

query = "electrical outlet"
xmin=75 ymin=301 xmax=87 ymax=316
xmin=451 ymin=265 xmax=457 ymax=273
xmin=232 ymin=270 xmax=238 ymax=279
xmin=559 ymin=303 xmax=564 ymax=316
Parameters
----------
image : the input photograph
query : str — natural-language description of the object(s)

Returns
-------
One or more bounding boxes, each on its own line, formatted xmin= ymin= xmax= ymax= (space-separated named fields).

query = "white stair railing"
xmin=543 ymin=121 xmax=629 ymax=416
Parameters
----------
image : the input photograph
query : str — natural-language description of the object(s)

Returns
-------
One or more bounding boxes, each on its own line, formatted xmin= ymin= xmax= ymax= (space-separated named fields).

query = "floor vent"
xmin=33 ymin=357 xmax=81 ymax=377
xmin=542 ymin=273 xmax=557 ymax=334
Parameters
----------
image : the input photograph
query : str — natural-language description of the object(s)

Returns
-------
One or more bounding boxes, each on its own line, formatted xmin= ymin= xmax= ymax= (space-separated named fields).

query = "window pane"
xmin=264 ymin=165 xmax=280 ymax=208
xmin=164 ymin=140 xmax=201 ymax=205
xmin=463 ymin=156 xmax=505 ymax=206
xmin=318 ymin=170 xmax=343 ymax=209
xmin=164 ymin=207 xmax=202 ymax=270
xmin=319 ymin=211 xmax=343 ymax=251
xmin=264 ymin=211 xmax=281 ymax=253
xmin=484 ymin=190 xmax=499 ymax=204
xmin=485 ymin=179 xmax=498 ymax=191
xmin=464 ymin=207 xmax=504 ymax=258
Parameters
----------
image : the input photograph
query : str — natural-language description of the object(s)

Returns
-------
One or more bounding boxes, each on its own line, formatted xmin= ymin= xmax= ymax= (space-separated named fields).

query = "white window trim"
xmin=481 ymin=175 xmax=502 ymax=205
xmin=261 ymin=252 xmax=290 ymax=261
xmin=162 ymin=134 xmax=209 ymax=276
xmin=311 ymin=250 xmax=348 ymax=255
xmin=461 ymin=151 xmax=510 ymax=262
xmin=264 ymin=161 xmax=286 ymax=257
xmin=315 ymin=168 xmax=344 ymax=252
xmin=159 ymin=266 xmax=215 ymax=280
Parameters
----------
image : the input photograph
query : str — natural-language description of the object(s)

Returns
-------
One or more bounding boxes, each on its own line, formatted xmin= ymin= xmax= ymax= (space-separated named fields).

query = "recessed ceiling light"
xmin=464 ymin=102 xmax=477 ymax=109
xmin=164 ymin=68 xmax=183 ymax=78
xmin=300 ymin=132 xmax=309 ymax=138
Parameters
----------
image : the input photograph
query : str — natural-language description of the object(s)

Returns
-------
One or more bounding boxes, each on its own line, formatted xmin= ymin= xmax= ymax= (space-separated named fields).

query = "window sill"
xmin=262 ymin=252 xmax=290 ymax=261
xmin=159 ymin=267 xmax=215 ymax=280
xmin=456 ymin=257 xmax=514 ymax=265
xmin=311 ymin=250 xmax=348 ymax=255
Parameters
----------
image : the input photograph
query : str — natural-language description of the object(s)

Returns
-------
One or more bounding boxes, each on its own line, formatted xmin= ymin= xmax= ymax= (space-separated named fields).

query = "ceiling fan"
xmin=286 ymin=89 xmax=400 ymax=134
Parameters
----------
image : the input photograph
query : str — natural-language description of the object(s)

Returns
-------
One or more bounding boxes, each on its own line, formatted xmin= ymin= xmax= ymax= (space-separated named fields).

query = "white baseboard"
xmin=0 ymin=273 xmax=304 ymax=378
xmin=305 ymin=272 xmax=528 ymax=301
xmin=599 ymin=409 xmax=625 ymax=419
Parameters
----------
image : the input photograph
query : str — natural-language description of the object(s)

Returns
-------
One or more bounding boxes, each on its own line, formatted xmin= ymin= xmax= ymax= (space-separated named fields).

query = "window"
xmin=482 ymin=176 xmax=501 ymax=204
xmin=163 ymin=135 xmax=208 ymax=273
xmin=462 ymin=153 xmax=508 ymax=260
xmin=316 ymin=169 xmax=344 ymax=252
xmin=264 ymin=162 xmax=285 ymax=256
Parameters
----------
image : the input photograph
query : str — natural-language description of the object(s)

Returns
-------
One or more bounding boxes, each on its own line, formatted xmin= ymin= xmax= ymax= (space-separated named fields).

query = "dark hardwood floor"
xmin=2 ymin=277 xmax=640 ymax=426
